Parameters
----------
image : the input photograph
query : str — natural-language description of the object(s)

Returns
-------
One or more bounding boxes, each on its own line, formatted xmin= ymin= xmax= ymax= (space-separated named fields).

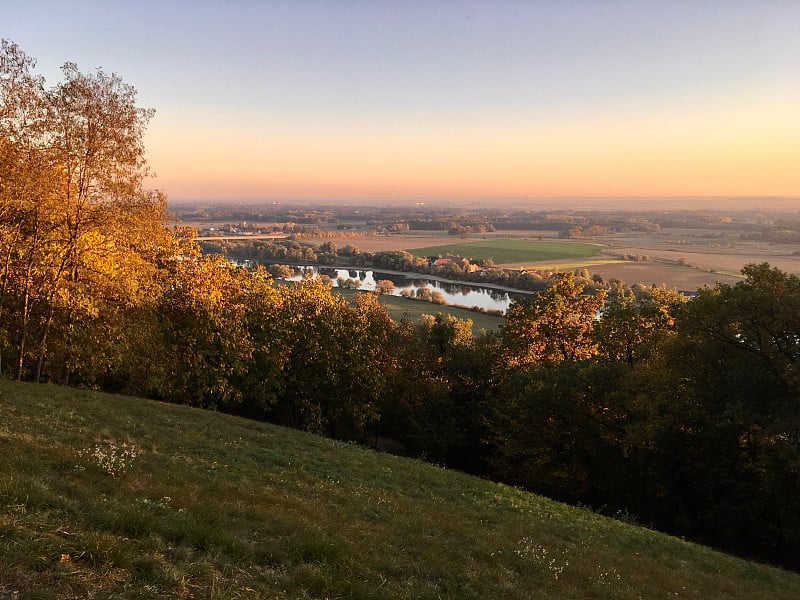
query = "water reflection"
xmin=287 ymin=266 xmax=513 ymax=314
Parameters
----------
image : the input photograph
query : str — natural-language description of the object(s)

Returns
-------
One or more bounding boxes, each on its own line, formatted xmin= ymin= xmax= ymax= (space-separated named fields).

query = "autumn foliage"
xmin=2 ymin=42 xmax=799 ymax=569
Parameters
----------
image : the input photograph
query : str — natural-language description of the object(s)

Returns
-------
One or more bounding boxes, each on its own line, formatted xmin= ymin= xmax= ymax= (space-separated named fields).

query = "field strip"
xmin=503 ymin=258 xmax=628 ymax=270
xmin=408 ymin=239 xmax=604 ymax=264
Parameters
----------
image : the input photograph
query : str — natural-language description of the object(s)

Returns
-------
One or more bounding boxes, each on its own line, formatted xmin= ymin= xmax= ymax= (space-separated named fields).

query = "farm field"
xmin=2 ymin=379 xmax=799 ymax=599
xmin=408 ymin=239 xmax=603 ymax=264
xmin=589 ymin=261 xmax=742 ymax=291
xmin=207 ymin=223 xmax=800 ymax=291
xmin=289 ymin=230 xmax=565 ymax=255
xmin=334 ymin=232 xmax=454 ymax=253
xmin=606 ymin=243 xmax=800 ymax=277
xmin=398 ymin=229 xmax=800 ymax=292
xmin=592 ymin=229 xmax=800 ymax=289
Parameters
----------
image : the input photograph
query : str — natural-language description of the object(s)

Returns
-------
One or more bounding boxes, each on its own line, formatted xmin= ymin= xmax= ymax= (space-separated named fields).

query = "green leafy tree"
xmin=416 ymin=313 xmax=473 ymax=359
xmin=375 ymin=312 xmax=501 ymax=468
xmin=491 ymin=361 xmax=621 ymax=502
xmin=599 ymin=265 xmax=800 ymax=562
xmin=263 ymin=280 xmax=386 ymax=440
xmin=143 ymin=255 xmax=257 ymax=408
xmin=683 ymin=262 xmax=800 ymax=397
xmin=594 ymin=286 xmax=684 ymax=365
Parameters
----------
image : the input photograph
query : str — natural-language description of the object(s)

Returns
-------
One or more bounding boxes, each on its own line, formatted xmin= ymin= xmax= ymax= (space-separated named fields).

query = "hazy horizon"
xmin=167 ymin=195 xmax=800 ymax=213
xmin=6 ymin=2 xmax=800 ymax=206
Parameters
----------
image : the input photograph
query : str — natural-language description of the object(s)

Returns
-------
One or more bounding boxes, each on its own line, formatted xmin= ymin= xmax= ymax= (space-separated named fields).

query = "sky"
xmin=4 ymin=1 xmax=800 ymax=207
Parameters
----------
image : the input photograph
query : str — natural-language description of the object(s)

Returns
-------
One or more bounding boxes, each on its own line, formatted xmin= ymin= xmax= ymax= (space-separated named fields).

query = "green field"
xmin=2 ymin=379 xmax=799 ymax=599
xmin=408 ymin=239 xmax=603 ymax=265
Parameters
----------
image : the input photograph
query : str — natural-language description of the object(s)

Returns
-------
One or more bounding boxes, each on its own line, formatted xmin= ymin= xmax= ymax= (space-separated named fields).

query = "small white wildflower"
xmin=515 ymin=538 xmax=568 ymax=581
xmin=80 ymin=440 xmax=141 ymax=477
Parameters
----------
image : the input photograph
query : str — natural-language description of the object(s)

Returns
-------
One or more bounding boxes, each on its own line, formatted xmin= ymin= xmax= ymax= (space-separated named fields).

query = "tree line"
xmin=2 ymin=41 xmax=798 ymax=569
xmin=215 ymin=238 xmax=623 ymax=294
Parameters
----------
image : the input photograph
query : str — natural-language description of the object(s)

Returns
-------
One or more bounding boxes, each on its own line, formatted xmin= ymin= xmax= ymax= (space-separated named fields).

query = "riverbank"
xmin=286 ymin=264 xmax=521 ymax=314
xmin=328 ymin=264 xmax=539 ymax=296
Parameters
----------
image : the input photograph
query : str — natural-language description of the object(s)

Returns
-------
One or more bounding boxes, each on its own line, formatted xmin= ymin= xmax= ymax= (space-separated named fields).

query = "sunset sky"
xmin=5 ymin=1 xmax=800 ymax=205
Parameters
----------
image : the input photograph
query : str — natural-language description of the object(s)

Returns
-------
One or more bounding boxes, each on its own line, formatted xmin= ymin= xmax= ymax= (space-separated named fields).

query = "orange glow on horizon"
xmin=146 ymin=97 xmax=800 ymax=201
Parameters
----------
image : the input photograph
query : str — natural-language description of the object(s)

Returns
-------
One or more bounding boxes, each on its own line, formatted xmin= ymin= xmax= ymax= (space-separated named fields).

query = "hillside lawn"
xmin=407 ymin=239 xmax=603 ymax=265
xmin=2 ymin=380 xmax=799 ymax=599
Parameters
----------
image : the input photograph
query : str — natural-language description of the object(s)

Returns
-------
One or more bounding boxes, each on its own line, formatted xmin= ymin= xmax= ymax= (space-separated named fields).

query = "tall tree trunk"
xmin=35 ymin=301 xmax=56 ymax=382
xmin=0 ymin=222 xmax=23 ymax=310
xmin=16 ymin=216 xmax=40 ymax=380
xmin=34 ymin=250 xmax=72 ymax=383
xmin=0 ymin=222 xmax=23 ymax=377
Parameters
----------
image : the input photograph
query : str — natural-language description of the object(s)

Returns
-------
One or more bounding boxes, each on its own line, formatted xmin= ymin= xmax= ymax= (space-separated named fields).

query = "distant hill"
xmin=1 ymin=379 xmax=798 ymax=599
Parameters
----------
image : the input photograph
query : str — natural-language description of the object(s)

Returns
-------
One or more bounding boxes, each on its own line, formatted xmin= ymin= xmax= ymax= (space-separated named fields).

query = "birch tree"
xmin=0 ymin=40 xmax=173 ymax=382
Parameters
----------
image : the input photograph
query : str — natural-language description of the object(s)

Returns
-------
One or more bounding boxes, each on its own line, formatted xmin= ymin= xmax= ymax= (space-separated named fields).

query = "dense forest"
xmin=2 ymin=41 xmax=799 ymax=570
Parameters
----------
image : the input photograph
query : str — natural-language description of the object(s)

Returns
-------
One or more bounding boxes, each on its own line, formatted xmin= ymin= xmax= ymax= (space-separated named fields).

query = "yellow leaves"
xmin=1 ymin=42 xmax=203 ymax=381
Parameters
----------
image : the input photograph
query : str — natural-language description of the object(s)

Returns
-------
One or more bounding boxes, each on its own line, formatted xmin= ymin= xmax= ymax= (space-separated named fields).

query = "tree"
xmin=491 ymin=362 xmax=604 ymax=501
xmin=683 ymin=263 xmax=800 ymax=398
xmin=318 ymin=240 xmax=337 ymax=254
xmin=0 ymin=40 xmax=173 ymax=382
xmin=502 ymin=273 xmax=606 ymax=368
xmin=375 ymin=279 xmax=395 ymax=295
xmin=259 ymin=280 xmax=387 ymax=440
xmin=602 ymin=265 xmax=800 ymax=563
xmin=137 ymin=255 xmax=260 ymax=408
xmin=416 ymin=313 xmax=473 ymax=359
xmin=594 ymin=286 xmax=684 ymax=365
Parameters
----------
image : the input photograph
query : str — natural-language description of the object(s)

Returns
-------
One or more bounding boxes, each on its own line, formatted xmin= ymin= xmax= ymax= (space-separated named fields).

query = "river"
xmin=285 ymin=266 xmax=522 ymax=314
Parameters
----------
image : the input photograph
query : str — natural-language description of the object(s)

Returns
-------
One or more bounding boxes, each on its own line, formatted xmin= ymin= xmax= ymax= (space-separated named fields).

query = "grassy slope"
xmin=407 ymin=239 xmax=603 ymax=264
xmin=1 ymin=381 xmax=799 ymax=599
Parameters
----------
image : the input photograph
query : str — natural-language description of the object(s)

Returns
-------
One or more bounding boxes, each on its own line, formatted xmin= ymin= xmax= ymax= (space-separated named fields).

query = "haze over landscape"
xmin=5 ymin=1 xmax=799 ymax=208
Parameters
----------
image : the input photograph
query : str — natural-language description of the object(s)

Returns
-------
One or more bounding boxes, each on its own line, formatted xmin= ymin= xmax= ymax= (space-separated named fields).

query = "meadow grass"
xmin=513 ymin=258 xmax=627 ymax=270
xmin=1 ymin=379 xmax=799 ymax=598
xmin=407 ymin=239 xmax=603 ymax=265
